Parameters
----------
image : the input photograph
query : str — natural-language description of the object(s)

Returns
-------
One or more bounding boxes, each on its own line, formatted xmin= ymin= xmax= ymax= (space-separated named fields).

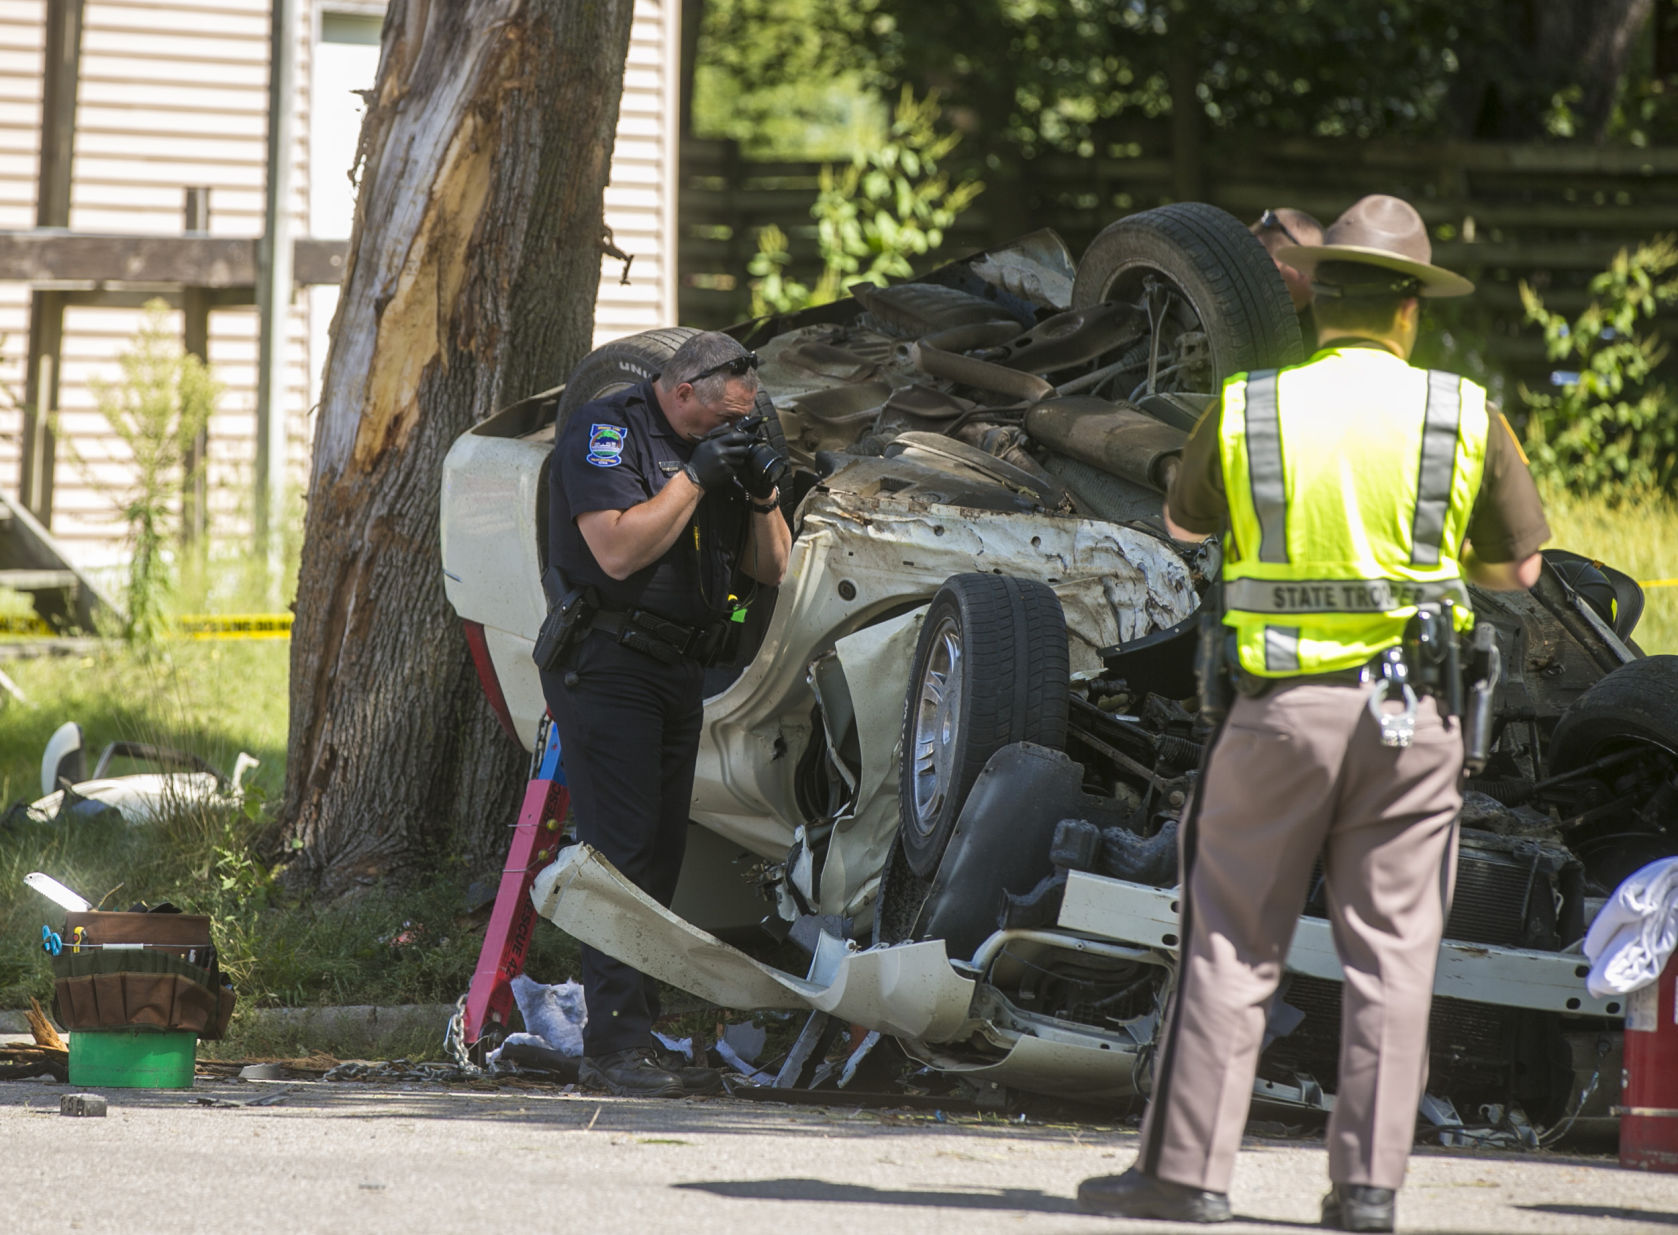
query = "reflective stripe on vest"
xmin=1218 ymin=348 xmax=1490 ymax=677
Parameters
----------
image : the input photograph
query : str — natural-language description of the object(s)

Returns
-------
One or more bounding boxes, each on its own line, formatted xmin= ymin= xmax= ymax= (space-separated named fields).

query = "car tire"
xmin=1544 ymin=655 xmax=1678 ymax=888
xmin=898 ymin=573 xmax=1070 ymax=878
xmin=554 ymin=326 xmax=790 ymax=465
xmin=1547 ymin=655 xmax=1678 ymax=769
xmin=1071 ymin=202 xmax=1304 ymax=396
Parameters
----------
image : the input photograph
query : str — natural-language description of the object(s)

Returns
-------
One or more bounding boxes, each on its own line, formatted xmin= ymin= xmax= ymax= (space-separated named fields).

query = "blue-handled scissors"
xmin=40 ymin=926 xmax=62 ymax=956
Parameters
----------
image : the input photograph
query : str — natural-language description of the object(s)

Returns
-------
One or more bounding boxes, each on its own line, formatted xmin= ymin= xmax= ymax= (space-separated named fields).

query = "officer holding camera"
xmin=541 ymin=331 xmax=790 ymax=1097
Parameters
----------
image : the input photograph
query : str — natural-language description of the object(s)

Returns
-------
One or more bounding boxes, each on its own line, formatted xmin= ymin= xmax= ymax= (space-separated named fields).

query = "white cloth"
xmin=1583 ymin=857 xmax=1678 ymax=997
xmin=509 ymin=974 xmax=587 ymax=1055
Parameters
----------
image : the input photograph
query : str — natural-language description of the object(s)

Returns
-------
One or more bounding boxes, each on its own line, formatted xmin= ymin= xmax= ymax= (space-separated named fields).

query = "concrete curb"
xmin=228 ymin=1004 xmax=459 ymax=1057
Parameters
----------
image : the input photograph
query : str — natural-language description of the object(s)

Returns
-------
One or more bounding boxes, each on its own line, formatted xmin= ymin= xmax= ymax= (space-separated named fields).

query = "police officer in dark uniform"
xmin=542 ymin=331 xmax=791 ymax=1097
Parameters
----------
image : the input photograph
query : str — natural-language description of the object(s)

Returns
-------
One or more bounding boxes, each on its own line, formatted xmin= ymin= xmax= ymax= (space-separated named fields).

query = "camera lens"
xmin=746 ymin=441 xmax=790 ymax=492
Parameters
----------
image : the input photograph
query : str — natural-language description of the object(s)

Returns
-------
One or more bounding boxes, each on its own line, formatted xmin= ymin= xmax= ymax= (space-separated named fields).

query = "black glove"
xmin=740 ymin=459 xmax=778 ymax=501
xmin=684 ymin=428 xmax=753 ymax=492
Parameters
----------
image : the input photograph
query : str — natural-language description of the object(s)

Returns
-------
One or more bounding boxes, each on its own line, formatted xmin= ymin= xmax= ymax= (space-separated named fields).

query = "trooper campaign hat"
xmin=1276 ymin=194 xmax=1474 ymax=298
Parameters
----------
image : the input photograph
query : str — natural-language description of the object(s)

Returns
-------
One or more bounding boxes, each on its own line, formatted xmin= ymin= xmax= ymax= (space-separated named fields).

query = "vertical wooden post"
xmin=21 ymin=0 xmax=85 ymax=525
xmin=181 ymin=187 xmax=212 ymax=546
xmin=255 ymin=0 xmax=298 ymax=566
xmin=1168 ymin=28 xmax=1203 ymax=205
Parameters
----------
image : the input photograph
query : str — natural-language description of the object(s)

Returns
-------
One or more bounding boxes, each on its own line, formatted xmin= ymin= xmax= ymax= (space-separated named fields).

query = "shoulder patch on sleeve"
xmin=1498 ymin=414 xmax=1531 ymax=466
xmin=585 ymin=423 xmax=627 ymax=468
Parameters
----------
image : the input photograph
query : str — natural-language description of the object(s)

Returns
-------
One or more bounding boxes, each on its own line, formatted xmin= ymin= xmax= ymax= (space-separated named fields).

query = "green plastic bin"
xmin=68 ymin=1029 xmax=196 ymax=1089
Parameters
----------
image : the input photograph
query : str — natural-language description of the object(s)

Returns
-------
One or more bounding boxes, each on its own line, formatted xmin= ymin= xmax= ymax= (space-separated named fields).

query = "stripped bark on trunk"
xmin=282 ymin=0 xmax=635 ymax=894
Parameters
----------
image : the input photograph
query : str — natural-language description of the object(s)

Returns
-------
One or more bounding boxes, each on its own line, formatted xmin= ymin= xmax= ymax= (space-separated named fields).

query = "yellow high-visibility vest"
xmin=1217 ymin=346 xmax=1490 ymax=677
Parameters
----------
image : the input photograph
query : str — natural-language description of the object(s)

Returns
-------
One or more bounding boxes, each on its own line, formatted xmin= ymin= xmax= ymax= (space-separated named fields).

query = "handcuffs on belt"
xmin=1365 ymin=646 xmax=1421 ymax=749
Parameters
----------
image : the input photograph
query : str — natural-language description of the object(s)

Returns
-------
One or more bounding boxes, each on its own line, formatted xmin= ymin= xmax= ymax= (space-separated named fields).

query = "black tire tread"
xmin=1071 ymin=202 xmax=1303 ymax=382
xmin=899 ymin=573 xmax=1070 ymax=877
xmin=1547 ymin=654 xmax=1678 ymax=771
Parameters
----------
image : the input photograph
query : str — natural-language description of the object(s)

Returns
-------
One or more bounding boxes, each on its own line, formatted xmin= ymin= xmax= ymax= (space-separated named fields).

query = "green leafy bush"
xmin=748 ymin=88 xmax=983 ymax=316
xmin=1518 ymin=236 xmax=1678 ymax=496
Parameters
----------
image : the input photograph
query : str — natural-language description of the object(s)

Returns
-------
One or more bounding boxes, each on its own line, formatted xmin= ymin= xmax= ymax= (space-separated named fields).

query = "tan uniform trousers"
xmin=1138 ymin=679 xmax=1463 ymax=1194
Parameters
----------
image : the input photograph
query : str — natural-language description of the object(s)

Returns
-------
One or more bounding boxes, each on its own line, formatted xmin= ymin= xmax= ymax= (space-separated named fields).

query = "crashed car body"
xmin=19 ymin=721 xmax=258 ymax=826
xmin=441 ymin=203 xmax=1672 ymax=1130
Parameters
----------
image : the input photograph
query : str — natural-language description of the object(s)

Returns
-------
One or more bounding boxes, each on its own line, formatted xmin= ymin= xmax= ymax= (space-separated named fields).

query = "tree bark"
xmin=281 ymin=0 xmax=636 ymax=896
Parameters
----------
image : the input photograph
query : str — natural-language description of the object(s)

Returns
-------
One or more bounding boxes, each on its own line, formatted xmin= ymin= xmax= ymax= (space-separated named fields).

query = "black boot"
xmin=1077 ymin=1167 xmax=1232 ymax=1223
xmin=1322 ymin=1184 xmax=1395 ymax=1232
xmin=652 ymin=1045 xmax=725 ymax=1094
xmin=578 ymin=1047 xmax=684 ymax=1098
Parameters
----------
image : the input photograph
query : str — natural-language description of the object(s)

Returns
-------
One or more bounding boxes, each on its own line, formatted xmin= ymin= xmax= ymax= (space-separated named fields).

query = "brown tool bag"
xmin=50 ymin=910 xmax=236 ymax=1039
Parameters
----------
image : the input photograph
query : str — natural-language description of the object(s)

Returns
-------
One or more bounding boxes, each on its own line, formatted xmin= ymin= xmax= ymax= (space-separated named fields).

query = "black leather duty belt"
xmin=1235 ymin=663 xmax=1373 ymax=697
xmin=588 ymin=608 xmax=723 ymax=666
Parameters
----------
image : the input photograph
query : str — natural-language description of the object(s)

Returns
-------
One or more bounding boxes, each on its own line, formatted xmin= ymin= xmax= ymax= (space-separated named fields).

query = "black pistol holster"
xmin=1461 ymin=621 xmax=1501 ymax=775
xmin=532 ymin=565 xmax=597 ymax=673
xmin=1402 ymin=600 xmax=1500 ymax=773
xmin=1194 ymin=577 xmax=1234 ymax=724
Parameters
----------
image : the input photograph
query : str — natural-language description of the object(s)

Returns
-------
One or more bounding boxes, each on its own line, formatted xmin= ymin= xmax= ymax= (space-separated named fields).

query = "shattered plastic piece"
xmin=60 ymin=1093 xmax=107 ymax=1117
xmin=714 ymin=1038 xmax=775 ymax=1085
xmin=839 ymin=1029 xmax=882 ymax=1088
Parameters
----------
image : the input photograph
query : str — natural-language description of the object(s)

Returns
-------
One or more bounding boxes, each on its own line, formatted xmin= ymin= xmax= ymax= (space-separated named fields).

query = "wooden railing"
xmin=675 ymin=131 xmax=1678 ymax=396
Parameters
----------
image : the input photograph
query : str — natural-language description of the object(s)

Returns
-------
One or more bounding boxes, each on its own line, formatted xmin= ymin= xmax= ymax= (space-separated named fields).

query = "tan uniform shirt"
xmin=1166 ymin=357 xmax=1550 ymax=563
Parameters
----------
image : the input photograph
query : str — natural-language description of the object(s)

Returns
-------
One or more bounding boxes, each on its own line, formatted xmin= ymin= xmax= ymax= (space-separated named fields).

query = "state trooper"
xmin=1077 ymin=196 xmax=1549 ymax=1231
xmin=541 ymin=331 xmax=791 ymax=1097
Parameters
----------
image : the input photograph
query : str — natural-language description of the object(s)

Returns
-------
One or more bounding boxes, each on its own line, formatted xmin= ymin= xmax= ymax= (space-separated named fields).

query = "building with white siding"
xmin=0 ymin=0 xmax=679 ymax=574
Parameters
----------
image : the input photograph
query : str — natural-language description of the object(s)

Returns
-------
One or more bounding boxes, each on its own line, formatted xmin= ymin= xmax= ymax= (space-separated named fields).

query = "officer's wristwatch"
xmin=749 ymin=492 xmax=779 ymax=514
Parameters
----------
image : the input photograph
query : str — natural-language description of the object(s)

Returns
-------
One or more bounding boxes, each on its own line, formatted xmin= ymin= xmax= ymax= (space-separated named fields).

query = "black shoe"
xmin=578 ymin=1047 xmax=684 ymax=1098
xmin=652 ymin=1046 xmax=725 ymax=1095
xmin=1322 ymin=1184 xmax=1395 ymax=1232
xmin=1077 ymin=1167 xmax=1232 ymax=1223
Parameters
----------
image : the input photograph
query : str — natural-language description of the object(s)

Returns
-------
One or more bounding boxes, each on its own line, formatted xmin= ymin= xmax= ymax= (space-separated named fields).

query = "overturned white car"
xmin=442 ymin=204 xmax=1670 ymax=1135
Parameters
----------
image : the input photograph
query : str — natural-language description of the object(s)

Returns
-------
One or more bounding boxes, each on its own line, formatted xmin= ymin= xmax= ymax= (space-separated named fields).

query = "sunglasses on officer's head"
xmin=1259 ymin=208 xmax=1303 ymax=248
xmin=686 ymin=351 xmax=760 ymax=384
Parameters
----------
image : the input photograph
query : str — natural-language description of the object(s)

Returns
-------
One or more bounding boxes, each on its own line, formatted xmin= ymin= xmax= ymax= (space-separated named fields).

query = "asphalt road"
xmin=0 ymin=1076 xmax=1671 ymax=1234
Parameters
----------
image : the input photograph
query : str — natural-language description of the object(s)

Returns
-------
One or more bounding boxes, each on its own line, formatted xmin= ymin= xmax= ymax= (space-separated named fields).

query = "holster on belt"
xmin=1193 ymin=577 xmax=1235 ymax=722
xmin=533 ymin=566 xmax=597 ymax=672
xmin=1461 ymin=622 xmax=1502 ymax=775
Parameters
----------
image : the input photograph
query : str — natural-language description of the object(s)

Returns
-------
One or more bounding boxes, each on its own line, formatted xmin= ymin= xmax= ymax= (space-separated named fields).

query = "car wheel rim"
xmin=909 ymin=615 xmax=963 ymax=836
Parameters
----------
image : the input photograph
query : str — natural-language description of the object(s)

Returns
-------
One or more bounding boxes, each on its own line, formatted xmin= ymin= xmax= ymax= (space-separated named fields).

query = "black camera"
xmin=732 ymin=412 xmax=790 ymax=499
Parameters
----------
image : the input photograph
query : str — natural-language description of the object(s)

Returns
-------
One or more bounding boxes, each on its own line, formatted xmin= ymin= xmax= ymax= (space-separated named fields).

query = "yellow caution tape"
xmin=1639 ymin=578 xmax=1678 ymax=589
xmin=0 ymin=614 xmax=54 ymax=636
xmin=0 ymin=613 xmax=293 ymax=640
xmin=175 ymin=614 xmax=293 ymax=640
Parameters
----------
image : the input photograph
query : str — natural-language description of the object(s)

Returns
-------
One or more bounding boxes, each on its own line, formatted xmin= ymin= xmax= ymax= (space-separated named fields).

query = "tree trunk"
xmin=1450 ymin=0 xmax=1653 ymax=141
xmin=281 ymin=0 xmax=636 ymax=896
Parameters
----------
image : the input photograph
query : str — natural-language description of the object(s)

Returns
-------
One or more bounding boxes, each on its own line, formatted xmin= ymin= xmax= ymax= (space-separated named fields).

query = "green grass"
xmin=1540 ymin=482 xmax=1678 ymax=654
xmin=0 ymin=638 xmax=581 ymax=1054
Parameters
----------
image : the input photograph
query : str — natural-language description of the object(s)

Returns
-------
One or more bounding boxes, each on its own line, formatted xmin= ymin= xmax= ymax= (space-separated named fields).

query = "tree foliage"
xmin=696 ymin=0 xmax=1660 ymax=163
xmin=692 ymin=0 xmax=886 ymax=157
xmin=1519 ymin=236 xmax=1678 ymax=496
xmin=748 ymin=90 xmax=982 ymax=315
